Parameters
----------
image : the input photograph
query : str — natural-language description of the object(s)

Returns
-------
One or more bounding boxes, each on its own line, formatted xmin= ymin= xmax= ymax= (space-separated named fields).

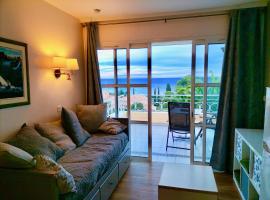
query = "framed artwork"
xmin=0 ymin=37 xmax=30 ymax=109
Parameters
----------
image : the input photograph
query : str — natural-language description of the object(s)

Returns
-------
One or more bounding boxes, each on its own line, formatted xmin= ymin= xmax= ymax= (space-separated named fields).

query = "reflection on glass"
xmin=206 ymin=128 xmax=215 ymax=163
xmin=117 ymin=49 xmax=127 ymax=84
xmin=208 ymin=43 xmax=225 ymax=83
xmin=97 ymin=50 xmax=114 ymax=85
xmin=195 ymin=45 xmax=205 ymax=83
xmin=194 ymin=126 xmax=203 ymax=162
xmin=194 ymin=87 xmax=204 ymax=124
xmin=206 ymin=87 xmax=220 ymax=125
xmin=118 ymin=88 xmax=127 ymax=117
xmin=102 ymin=88 xmax=115 ymax=117
xmin=130 ymin=87 xmax=148 ymax=121
xmin=130 ymin=48 xmax=148 ymax=84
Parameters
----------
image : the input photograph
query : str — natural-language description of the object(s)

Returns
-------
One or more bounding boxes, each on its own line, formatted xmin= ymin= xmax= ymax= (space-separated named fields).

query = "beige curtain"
xmin=84 ymin=22 xmax=103 ymax=105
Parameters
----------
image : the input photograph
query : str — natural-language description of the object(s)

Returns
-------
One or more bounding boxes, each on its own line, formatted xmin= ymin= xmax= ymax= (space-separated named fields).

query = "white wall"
xmin=98 ymin=15 xmax=229 ymax=47
xmin=0 ymin=0 xmax=85 ymax=141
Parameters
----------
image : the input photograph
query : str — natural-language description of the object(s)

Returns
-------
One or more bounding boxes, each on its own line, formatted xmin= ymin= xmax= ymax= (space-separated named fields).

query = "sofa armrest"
xmin=113 ymin=117 xmax=130 ymax=138
xmin=0 ymin=168 xmax=59 ymax=200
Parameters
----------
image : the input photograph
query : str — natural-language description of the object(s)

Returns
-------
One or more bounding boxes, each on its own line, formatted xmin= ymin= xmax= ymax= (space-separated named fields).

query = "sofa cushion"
xmin=61 ymin=107 xmax=90 ymax=146
xmin=8 ymin=125 xmax=64 ymax=161
xmin=35 ymin=121 xmax=76 ymax=152
xmin=35 ymin=155 xmax=76 ymax=194
xmin=0 ymin=142 xmax=36 ymax=169
xmin=59 ymin=132 xmax=128 ymax=200
xmin=98 ymin=118 xmax=127 ymax=135
xmin=77 ymin=104 xmax=107 ymax=133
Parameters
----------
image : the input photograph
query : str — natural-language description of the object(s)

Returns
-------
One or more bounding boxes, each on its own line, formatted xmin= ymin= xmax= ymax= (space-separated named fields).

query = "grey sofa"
xmin=0 ymin=118 xmax=130 ymax=200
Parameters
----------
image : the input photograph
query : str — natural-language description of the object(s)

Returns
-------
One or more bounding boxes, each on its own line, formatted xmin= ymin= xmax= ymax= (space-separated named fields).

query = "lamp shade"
xmin=66 ymin=58 xmax=79 ymax=70
xmin=52 ymin=57 xmax=66 ymax=69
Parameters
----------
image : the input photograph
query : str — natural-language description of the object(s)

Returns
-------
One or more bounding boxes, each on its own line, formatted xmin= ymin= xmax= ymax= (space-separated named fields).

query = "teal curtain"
xmin=210 ymin=7 xmax=266 ymax=172
xmin=86 ymin=22 xmax=103 ymax=105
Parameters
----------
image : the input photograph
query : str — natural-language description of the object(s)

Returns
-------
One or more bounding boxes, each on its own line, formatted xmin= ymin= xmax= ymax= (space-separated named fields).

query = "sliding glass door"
xmin=151 ymin=41 xmax=192 ymax=163
xmin=129 ymin=45 xmax=151 ymax=158
xmin=191 ymin=41 xmax=225 ymax=164
xmin=97 ymin=40 xmax=225 ymax=164
xmin=98 ymin=45 xmax=152 ymax=158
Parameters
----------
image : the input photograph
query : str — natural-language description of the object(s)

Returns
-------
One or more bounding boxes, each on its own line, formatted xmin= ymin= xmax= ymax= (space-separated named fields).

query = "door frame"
xmin=191 ymin=39 xmax=226 ymax=165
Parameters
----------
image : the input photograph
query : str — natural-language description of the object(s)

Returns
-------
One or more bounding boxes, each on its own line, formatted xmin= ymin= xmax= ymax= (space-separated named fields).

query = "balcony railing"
xmin=104 ymin=94 xmax=220 ymax=117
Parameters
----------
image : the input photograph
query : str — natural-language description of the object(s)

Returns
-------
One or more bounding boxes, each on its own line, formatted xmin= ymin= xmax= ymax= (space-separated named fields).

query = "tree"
xmin=166 ymin=83 xmax=172 ymax=92
xmin=131 ymin=102 xmax=144 ymax=111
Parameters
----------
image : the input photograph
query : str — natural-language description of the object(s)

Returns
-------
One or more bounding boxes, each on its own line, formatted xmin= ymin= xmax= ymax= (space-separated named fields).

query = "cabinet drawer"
xmin=100 ymin=166 xmax=118 ymax=200
xmin=119 ymin=150 xmax=130 ymax=180
xmin=90 ymin=190 xmax=100 ymax=200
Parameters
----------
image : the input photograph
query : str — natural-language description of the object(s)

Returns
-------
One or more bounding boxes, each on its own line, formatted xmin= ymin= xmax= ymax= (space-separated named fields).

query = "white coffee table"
xmin=158 ymin=163 xmax=218 ymax=200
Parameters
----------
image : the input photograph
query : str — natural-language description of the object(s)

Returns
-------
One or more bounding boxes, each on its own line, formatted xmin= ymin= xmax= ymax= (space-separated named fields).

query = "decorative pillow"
xmin=34 ymin=155 xmax=76 ymax=194
xmin=98 ymin=118 xmax=127 ymax=135
xmin=35 ymin=121 xmax=76 ymax=152
xmin=77 ymin=104 xmax=107 ymax=133
xmin=0 ymin=142 xmax=36 ymax=169
xmin=61 ymin=107 xmax=90 ymax=146
xmin=8 ymin=125 xmax=64 ymax=161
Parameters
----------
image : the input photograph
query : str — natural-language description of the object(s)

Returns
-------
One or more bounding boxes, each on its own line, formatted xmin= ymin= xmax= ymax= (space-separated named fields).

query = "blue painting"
xmin=0 ymin=37 xmax=30 ymax=108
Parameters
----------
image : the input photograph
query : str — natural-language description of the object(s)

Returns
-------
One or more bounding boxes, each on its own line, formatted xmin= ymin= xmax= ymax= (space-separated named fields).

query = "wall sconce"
xmin=52 ymin=57 xmax=79 ymax=80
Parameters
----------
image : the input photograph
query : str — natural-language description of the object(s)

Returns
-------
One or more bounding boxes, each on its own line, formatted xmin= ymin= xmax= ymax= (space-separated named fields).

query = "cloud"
xmin=98 ymin=43 xmax=224 ymax=79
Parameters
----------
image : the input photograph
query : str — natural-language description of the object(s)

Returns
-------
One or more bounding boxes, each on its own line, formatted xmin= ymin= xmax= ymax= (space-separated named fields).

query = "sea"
xmin=101 ymin=78 xmax=182 ymax=95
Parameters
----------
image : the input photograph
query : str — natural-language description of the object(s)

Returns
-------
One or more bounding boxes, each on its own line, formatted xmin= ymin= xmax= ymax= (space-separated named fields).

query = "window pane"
xmin=206 ymin=87 xmax=220 ymax=125
xmin=195 ymin=45 xmax=205 ymax=84
xmin=206 ymin=128 xmax=215 ymax=163
xmin=151 ymin=42 xmax=192 ymax=119
xmin=118 ymin=88 xmax=127 ymax=118
xmin=194 ymin=87 xmax=204 ymax=125
xmin=97 ymin=50 xmax=114 ymax=85
xmin=102 ymin=88 xmax=115 ymax=117
xmin=130 ymin=48 xmax=148 ymax=84
xmin=130 ymin=87 xmax=148 ymax=121
xmin=117 ymin=49 xmax=127 ymax=84
xmin=208 ymin=44 xmax=225 ymax=83
xmin=194 ymin=126 xmax=203 ymax=162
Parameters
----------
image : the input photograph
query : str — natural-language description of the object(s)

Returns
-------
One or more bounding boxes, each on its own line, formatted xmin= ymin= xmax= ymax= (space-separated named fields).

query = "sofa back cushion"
xmin=34 ymin=154 xmax=76 ymax=194
xmin=61 ymin=107 xmax=90 ymax=146
xmin=77 ymin=104 xmax=107 ymax=133
xmin=0 ymin=142 xmax=36 ymax=169
xmin=35 ymin=121 xmax=76 ymax=152
xmin=8 ymin=125 xmax=64 ymax=161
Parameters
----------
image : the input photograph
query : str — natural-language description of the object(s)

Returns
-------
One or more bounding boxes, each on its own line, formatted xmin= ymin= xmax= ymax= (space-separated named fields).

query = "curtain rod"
xmin=81 ymin=1 xmax=268 ymax=27
xmin=81 ymin=11 xmax=229 ymax=27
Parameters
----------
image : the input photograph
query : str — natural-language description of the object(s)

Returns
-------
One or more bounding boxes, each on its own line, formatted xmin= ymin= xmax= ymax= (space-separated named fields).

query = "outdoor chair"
xmin=166 ymin=102 xmax=191 ymax=151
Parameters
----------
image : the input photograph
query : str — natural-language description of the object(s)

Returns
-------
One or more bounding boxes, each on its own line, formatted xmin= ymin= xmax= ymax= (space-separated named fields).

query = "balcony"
xmin=104 ymin=93 xmax=219 ymax=164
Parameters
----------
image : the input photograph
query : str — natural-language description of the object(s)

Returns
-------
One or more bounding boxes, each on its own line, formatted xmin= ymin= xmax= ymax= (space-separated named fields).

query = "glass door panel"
xmin=191 ymin=42 xmax=225 ymax=164
xmin=130 ymin=87 xmax=148 ymax=121
xmin=207 ymin=44 xmax=225 ymax=83
xmin=102 ymin=88 xmax=116 ymax=117
xmin=130 ymin=87 xmax=149 ymax=158
xmin=117 ymin=49 xmax=127 ymax=84
xmin=206 ymin=128 xmax=215 ymax=162
xmin=130 ymin=48 xmax=148 ymax=84
xmin=118 ymin=87 xmax=127 ymax=118
xmin=206 ymin=87 xmax=220 ymax=126
xmin=151 ymin=41 xmax=192 ymax=163
xmin=97 ymin=50 xmax=115 ymax=85
xmin=194 ymin=87 xmax=204 ymax=125
xmin=129 ymin=46 xmax=150 ymax=158
xmin=195 ymin=45 xmax=205 ymax=84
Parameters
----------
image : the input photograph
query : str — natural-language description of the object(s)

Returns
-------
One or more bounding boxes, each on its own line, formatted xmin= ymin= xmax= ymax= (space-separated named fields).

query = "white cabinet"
xmin=233 ymin=129 xmax=263 ymax=200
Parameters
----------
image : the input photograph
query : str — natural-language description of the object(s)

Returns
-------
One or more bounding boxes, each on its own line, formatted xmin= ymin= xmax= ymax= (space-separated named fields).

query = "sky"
xmin=97 ymin=43 xmax=225 ymax=80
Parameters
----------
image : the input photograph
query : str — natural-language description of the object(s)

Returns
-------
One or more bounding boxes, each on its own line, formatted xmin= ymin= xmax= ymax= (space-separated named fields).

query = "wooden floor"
xmin=110 ymin=158 xmax=241 ymax=200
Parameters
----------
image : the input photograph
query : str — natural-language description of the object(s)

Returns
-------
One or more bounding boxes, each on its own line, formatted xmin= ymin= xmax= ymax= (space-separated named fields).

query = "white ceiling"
xmin=44 ymin=0 xmax=264 ymax=22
